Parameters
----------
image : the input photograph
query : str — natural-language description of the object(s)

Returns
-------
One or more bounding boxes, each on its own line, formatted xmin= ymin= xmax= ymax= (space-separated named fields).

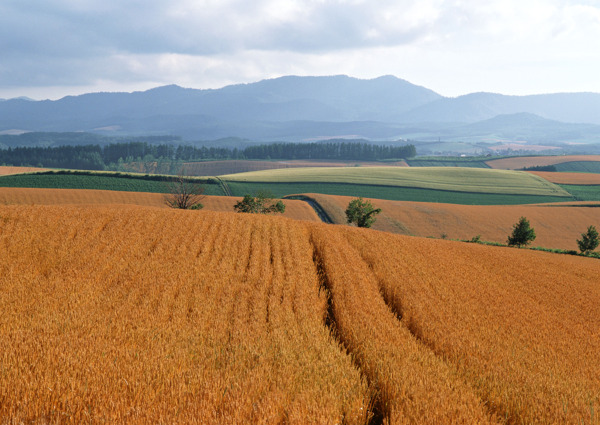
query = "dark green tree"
xmin=507 ymin=216 xmax=536 ymax=247
xmin=577 ymin=225 xmax=599 ymax=254
xmin=345 ymin=197 xmax=382 ymax=228
xmin=234 ymin=191 xmax=285 ymax=214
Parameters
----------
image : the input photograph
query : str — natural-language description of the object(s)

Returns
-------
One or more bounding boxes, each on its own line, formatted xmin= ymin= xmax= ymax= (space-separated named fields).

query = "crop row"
xmin=1 ymin=205 xmax=598 ymax=424
xmin=0 ymin=206 xmax=368 ymax=424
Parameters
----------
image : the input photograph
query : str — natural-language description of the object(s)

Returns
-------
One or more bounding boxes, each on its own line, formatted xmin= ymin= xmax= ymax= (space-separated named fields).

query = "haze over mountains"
xmin=1 ymin=75 xmax=600 ymax=149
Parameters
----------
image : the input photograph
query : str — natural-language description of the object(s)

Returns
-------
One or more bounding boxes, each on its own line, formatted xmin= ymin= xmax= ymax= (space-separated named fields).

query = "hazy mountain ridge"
xmin=1 ymin=75 xmax=599 ymax=145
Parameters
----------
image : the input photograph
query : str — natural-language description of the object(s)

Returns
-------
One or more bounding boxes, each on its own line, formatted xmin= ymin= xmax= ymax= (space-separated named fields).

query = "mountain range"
xmin=1 ymin=75 xmax=600 ymax=149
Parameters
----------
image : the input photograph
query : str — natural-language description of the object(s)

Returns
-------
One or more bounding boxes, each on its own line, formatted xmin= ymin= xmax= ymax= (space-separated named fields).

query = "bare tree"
xmin=165 ymin=171 xmax=205 ymax=210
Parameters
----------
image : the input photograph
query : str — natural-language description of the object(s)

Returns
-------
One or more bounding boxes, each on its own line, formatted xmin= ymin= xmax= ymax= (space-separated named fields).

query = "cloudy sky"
xmin=1 ymin=0 xmax=599 ymax=100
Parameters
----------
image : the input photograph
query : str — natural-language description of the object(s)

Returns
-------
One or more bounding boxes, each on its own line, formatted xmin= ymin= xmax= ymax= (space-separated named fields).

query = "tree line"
xmin=0 ymin=141 xmax=416 ymax=170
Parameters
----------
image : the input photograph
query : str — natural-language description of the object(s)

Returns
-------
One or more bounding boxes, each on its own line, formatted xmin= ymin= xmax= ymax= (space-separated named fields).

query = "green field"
xmin=558 ymin=184 xmax=600 ymax=201
xmin=554 ymin=161 xmax=600 ymax=173
xmin=226 ymin=181 xmax=571 ymax=205
xmin=222 ymin=167 xmax=572 ymax=197
xmin=0 ymin=172 xmax=224 ymax=195
xmin=0 ymin=168 xmax=579 ymax=206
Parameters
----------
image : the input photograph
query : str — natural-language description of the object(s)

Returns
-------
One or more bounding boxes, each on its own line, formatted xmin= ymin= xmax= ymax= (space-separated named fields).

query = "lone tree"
xmin=507 ymin=216 xmax=536 ymax=248
xmin=234 ymin=191 xmax=285 ymax=214
xmin=165 ymin=171 xmax=205 ymax=210
xmin=345 ymin=197 xmax=381 ymax=228
xmin=577 ymin=225 xmax=599 ymax=254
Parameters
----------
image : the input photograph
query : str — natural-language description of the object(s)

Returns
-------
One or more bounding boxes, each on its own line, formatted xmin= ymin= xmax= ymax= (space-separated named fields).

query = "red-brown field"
xmin=528 ymin=171 xmax=600 ymax=185
xmin=0 ymin=205 xmax=598 ymax=424
xmin=0 ymin=187 xmax=320 ymax=222
xmin=304 ymin=193 xmax=600 ymax=250
xmin=486 ymin=155 xmax=600 ymax=169
xmin=0 ymin=166 xmax=48 ymax=175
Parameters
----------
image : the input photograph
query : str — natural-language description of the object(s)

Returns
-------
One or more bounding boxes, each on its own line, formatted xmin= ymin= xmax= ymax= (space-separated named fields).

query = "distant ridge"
xmin=0 ymin=75 xmax=599 ymax=143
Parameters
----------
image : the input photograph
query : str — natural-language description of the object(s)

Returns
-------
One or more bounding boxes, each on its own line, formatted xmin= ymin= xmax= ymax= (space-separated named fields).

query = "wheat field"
xmin=303 ymin=193 xmax=600 ymax=250
xmin=1 ymin=205 xmax=598 ymax=424
xmin=0 ymin=187 xmax=320 ymax=222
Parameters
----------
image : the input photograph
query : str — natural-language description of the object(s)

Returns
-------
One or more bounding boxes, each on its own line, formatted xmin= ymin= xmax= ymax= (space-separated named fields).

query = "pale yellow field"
xmin=1 ymin=205 xmax=598 ymax=424
xmin=223 ymin=166 xmax=572 ymax=197
xmin=304 ymin=193 xmax=600 ymax=250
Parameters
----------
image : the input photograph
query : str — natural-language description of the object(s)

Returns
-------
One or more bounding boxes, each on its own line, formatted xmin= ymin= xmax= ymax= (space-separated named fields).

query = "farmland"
xmin=0 ymin=187 xmax=320 ymax=222
xmin=222 ymin=166 xmax=574 ymax=204
xmin=299 ymin=193 xmax=600 ymax=251
xmin=1 ymin=167 xmax=578 ymax=205
xmin=0 ymin=171 xmax=225 ymax=196
xmin=528 ymin=171 xmax=600 ymax=185
xmin=123 ymin=159 xmax=408 ymax=176
xmin=0 ymin=166 xmax=48 ymax=175
xmin=221 ymin=167 xmax=570 ymax=196
xmin=1 ymin=205 xmax=598 ymax=424
xmin=486 ymin=155 xmax=600 ymax=170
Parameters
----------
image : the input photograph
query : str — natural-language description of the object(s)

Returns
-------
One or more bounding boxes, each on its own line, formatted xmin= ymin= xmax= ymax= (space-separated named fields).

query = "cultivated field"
xmin=0 ymin=188 xmax=320 ymax=222
xmin=529 ymin=171 xmax=600 ymax=185
xmin=486 ymin=155 xmax=600 ymax=170
xmin=122 ymin=160 xmax=408 ymax=176
xmin=0 ymin=166 xmax=48 ymax=175
xmin=1 ymin=205 xmax=598 ymax=424
xmin=301 ymin=193 xmax=600 ymax=251
xmin=222 ymin=167 xmax=566 ymax=195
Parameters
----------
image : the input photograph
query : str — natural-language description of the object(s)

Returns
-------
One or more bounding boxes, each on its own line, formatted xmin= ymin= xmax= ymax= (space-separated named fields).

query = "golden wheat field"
xmin=305 ymin=193 xmax=600 ymax=250
xmin=0 ymin=187 xmax=320 ymax=222
xmin=486 ymin=155 xmax=600 ymax=169
xmin=0 ymin=204 xmax=599 ymax=424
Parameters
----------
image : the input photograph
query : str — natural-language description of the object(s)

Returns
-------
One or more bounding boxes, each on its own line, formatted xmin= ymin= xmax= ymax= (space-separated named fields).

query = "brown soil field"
xmin=486 ymin=155 xmax=600 ymax=169
xmin=0 ymin=166 xmax=48 ymax=175
xmin=305 ymin=193 xmax=600 ymax=250
xmin=0 ymin=187 xmax=320 ymax=222
xmin=123 ymin=159 xmax=408 ymax=176
xmin=528 ymin=171 xmax=600 ymax=185
xmin=1 ymin=205 xmax=598 ymax=424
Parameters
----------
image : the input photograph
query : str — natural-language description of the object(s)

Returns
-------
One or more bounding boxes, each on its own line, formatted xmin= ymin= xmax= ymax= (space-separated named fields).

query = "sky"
xmin=1 ymin=0 xmax=599 ymax=100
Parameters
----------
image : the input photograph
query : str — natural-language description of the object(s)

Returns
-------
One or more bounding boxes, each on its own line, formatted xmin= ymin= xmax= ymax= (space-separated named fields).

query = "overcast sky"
xmin=1 ymin=0 xmax=599 ymax=100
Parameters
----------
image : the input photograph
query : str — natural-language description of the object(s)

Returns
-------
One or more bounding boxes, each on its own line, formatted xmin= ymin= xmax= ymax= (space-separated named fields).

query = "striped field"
xmin=222 ymin=167 xmax=572 ymax=197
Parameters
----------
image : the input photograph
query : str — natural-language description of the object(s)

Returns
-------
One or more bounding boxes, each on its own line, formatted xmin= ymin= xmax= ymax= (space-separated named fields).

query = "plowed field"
xmin=0 ymin=187 xmax=320 ymax=222
xmin=0 ymin=166 xmax=48 ymax=175
xmin=528 ymin=171 xmax=600 ymax=185
xmin=1 ymin=205 xmax=598 ymax=424
xmin=303 ymin=193 xmax=600 ymax=250
xmin=487 ymin=155 xmax=600 ymax=169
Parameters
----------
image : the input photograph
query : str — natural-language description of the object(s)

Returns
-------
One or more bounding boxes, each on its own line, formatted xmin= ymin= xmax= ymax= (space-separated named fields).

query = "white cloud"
xmin=1 ymin=0 xmax=599 ymax=98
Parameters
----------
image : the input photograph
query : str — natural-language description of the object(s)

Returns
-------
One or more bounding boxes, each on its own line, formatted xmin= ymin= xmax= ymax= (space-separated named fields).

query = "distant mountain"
xmin=399 ymin=92 xmax=600 ymax=125
xmin=1 ymin=75 xmax=600 ymax=146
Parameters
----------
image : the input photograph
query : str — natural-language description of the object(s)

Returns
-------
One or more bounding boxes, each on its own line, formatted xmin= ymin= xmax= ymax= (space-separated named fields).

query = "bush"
xmin=234 ymin=191 xmax=285 ymax=214
xmin=345 ymin=197 xmax=381 ymax=228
